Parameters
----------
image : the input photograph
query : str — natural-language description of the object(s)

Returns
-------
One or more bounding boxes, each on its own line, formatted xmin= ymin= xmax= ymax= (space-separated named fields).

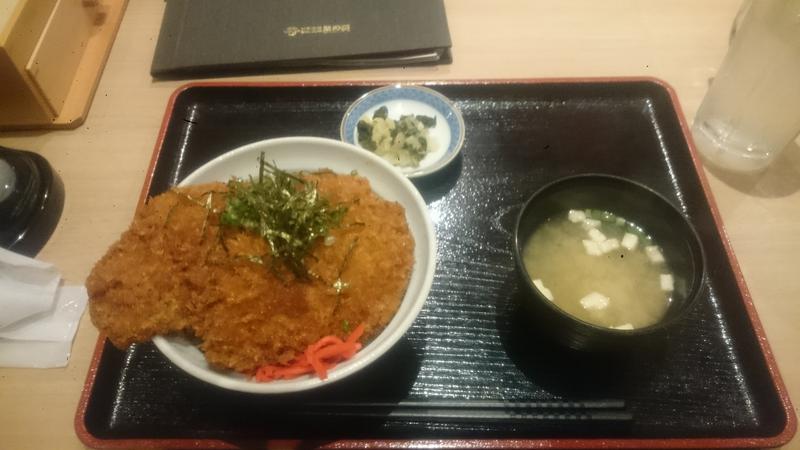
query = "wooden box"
xmin=0 ymin=0 xmax=127 ymax=129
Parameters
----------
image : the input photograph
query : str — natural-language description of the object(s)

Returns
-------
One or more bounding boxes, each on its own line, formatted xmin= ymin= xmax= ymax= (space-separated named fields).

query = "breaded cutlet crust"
xmin=86 ymin=183 xmax=229 ymax=348
xmin=87 ymin=174 xmax=414 ymax=374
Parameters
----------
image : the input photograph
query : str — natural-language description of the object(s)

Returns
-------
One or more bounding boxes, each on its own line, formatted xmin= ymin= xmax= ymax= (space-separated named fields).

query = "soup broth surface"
xmin=522 ymin=210 xmax=677 ymax=329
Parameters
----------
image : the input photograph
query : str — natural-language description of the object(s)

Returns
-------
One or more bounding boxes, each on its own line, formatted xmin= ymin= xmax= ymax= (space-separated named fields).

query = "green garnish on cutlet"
xmin=220 ymin=153 xmax=347 ymax=277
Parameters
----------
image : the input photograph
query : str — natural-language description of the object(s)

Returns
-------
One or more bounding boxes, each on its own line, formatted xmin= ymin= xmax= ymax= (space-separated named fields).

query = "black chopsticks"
xmin=295 ymin=399 xmax=632 ymax=424
xmin=313 ymin=399 xmax=625 ymax=410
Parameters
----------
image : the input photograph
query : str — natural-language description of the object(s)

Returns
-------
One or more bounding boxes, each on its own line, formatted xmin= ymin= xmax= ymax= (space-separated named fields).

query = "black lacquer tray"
xmin=76 ymin=79 xmax=795 ymax=449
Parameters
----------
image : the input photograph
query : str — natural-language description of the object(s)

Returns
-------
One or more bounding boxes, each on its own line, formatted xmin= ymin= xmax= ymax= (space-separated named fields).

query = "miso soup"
xmin=522 ymin=209 xmax=679 ymax=329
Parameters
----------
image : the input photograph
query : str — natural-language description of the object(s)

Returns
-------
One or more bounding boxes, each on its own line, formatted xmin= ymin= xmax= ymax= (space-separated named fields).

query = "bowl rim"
xmin=512 ymin=173 xmax=706 ymax=336
xmin=339 ymin=84 xmax=466 ymax=179
xmin=152 ymin=136 xmax=436 ymax=393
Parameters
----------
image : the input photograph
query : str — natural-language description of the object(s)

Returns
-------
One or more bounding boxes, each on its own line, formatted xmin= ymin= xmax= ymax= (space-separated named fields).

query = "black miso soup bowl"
xmin=513 ymin=174 xmax=705 ymax=351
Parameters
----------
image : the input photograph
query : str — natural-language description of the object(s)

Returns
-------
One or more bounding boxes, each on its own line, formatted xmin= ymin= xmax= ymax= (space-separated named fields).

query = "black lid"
xmin=0 ymin=147 xmax=64 ymax=256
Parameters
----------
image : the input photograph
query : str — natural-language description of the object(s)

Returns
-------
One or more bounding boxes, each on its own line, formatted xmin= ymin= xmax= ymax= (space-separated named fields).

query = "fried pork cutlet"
xmin=86 ymin=173 xmax=414 ymax=375
xmin=86 ymin=183 xmax=228 ymax=348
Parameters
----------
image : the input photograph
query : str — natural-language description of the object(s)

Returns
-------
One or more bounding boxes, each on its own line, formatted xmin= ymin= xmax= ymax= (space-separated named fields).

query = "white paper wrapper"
xmin=0 ymin=249 xmax=87 ymax=368
xmin=0 ymin=286 xmax=87 ymax=341
xmin=0 ymin=248 xmax=60 ymax=328
xmin=0 ymin=340 xmax=74 ymax=368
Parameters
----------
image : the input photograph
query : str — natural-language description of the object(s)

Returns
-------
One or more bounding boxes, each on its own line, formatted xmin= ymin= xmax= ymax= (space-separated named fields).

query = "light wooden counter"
xmin=1 ymin=1 xmax=797 ymax=448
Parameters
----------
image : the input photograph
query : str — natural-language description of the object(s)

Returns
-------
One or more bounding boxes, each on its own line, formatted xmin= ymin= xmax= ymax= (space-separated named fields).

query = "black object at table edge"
xmin=0 ymin=146 xmax=64 ymax=257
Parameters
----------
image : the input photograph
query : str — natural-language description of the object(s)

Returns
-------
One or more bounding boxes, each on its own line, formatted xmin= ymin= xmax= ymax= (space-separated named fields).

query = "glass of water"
xmin=692 ymin=0 xmax=800 ymax=173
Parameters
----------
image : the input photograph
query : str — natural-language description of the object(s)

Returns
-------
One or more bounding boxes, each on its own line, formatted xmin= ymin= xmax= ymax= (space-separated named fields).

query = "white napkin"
xmin=0 ymin=248 xmax=60 ymax=328
xmin=0 ymin=248 xmax=88 ymax=368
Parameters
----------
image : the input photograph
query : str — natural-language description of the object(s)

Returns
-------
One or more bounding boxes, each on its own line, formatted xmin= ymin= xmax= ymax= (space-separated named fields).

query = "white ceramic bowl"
xmin=152 ymin=137 xmax=436 ymax=394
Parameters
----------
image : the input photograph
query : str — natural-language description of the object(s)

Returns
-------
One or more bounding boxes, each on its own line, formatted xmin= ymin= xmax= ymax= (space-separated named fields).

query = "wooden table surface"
xmin=1 ymin=1 xmax=798 ymax=449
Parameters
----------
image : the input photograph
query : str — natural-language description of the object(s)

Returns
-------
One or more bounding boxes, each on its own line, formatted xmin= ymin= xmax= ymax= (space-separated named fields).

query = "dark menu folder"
xmin=150 ymin=0 xmax=453 ymax=77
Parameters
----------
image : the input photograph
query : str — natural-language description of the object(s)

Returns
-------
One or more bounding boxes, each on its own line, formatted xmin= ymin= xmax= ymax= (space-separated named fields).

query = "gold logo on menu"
xmin=284 ymin=24 xmax=352 ymax=37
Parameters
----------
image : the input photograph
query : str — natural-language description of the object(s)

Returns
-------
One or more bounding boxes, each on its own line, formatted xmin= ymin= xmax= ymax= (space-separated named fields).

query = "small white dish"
xmin=340 ymin=84 xmax=465 ymax=178
xmin=153 ymin=137 xmax=436 ymax=394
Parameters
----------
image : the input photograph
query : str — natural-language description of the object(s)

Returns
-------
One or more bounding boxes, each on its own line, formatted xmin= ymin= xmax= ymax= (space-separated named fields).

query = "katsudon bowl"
xmin=152 ymin=137 xmax=436 ymax=393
